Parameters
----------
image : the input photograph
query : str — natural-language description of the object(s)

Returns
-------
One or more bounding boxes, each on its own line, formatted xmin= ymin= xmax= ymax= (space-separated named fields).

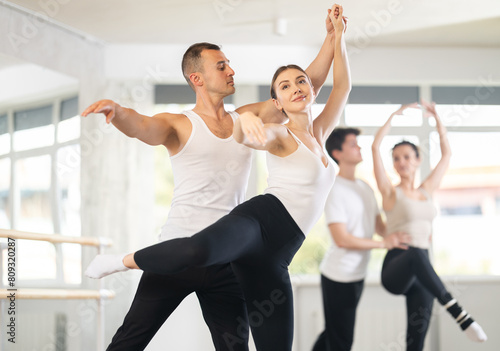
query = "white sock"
xmin=84 ymin=254 xmax=129 ymax=279
xmin=464 ymin=321 xmax=487 ymax=342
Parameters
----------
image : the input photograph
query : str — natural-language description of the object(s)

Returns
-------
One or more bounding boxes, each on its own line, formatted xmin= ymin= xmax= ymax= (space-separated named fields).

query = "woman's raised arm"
xmin=313 ymin=4 xmax=351 ymax=144
xmin=372 ymin=103 xmax=418 ymax=207
xmin=420 ymin=100 xmax=451 ymax=194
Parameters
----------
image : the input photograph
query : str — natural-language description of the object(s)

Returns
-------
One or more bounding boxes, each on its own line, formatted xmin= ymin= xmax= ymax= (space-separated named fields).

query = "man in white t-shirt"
xmin=312 ymin=127 xmax=409 ymax=351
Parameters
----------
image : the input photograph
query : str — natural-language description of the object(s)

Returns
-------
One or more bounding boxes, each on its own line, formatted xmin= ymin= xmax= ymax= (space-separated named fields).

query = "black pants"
xmin=312 ymin=276 xmax=364 ymax=351
xmin=107 ymin=265 xmax=248 ymax=351
xmin=135 ymin=194 xmax=305 ymax=351
xmin=382 ymin=247 xmax=453 ymax=351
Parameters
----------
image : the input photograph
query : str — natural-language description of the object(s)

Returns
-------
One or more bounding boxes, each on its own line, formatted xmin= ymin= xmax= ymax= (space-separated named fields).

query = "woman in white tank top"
xmin=372 ymin=102 xmax=487 ymax=350
xmin=85 ymin=6 xmax=349 ymax=350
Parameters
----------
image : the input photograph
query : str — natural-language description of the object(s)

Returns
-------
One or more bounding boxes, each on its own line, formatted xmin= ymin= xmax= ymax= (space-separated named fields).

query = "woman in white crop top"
xmin=372 ymin=101 xmax=487 ymax=350
xmin=85 ymin=6 xmax=349 ymax=350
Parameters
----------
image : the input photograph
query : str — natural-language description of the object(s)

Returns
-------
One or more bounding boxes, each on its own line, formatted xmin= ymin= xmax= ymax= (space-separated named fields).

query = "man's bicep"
xmin=138 ymin=112 xmax=178 ymax=146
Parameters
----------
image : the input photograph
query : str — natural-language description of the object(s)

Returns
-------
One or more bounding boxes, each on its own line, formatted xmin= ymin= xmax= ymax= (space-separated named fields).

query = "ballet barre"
xmin=0 ymin=288 xmax=115 ymax=300
xmin=0 ymin=228 xmax=112 ymax=246
xmin=0 ymin=228 xmax=114 ymax=351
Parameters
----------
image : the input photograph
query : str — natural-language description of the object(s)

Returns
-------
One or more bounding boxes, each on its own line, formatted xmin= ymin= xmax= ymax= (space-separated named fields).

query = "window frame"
xmin=0 ymin=91 xmax=81 ymax=288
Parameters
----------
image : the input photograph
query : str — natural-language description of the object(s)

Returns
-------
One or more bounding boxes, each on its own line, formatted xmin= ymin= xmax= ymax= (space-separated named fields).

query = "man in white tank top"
xmin=313 ymin=128 xmax=410 ymax=351
xmin=82 ymin=13 xmax=338 ymax=351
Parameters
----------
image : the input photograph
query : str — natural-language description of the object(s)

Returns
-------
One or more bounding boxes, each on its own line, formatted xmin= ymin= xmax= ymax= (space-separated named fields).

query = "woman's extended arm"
xmin=233 ymin=111 xmax=286 ymax=152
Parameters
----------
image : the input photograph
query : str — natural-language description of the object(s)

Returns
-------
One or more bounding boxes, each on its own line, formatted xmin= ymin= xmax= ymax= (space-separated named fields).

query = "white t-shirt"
xmin=319 ymin=176 xmax=380 ymax=282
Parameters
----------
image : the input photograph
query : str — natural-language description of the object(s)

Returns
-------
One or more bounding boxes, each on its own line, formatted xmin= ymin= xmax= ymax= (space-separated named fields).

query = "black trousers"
xmin=382 ymin=247 xmax=453 ymax=351
xmin=135 ymin=194 xmax=306 ymax=351
xmin=107 ymin=265 xmax=248 ymax=351
xmin=312 ymin=276 xmax=364 ymax=351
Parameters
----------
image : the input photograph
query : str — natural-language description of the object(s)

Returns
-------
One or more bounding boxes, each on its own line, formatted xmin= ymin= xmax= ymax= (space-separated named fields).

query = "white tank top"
xmin=265 ymin=129 xmax=336 ymax=234
xmin=159 ymin=110 xmax=253 ymax=240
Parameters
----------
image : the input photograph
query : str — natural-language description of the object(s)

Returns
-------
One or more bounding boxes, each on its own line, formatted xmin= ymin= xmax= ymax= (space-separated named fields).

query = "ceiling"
xmin=3 ymin=0 xmax=500 ymax=48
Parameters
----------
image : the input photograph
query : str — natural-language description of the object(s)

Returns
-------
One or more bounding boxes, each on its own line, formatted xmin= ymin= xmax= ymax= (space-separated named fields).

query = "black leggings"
xmin=312 ymin=277 xmax=364 ymax=351
xmin=107 ymin=265 xmax=248 ymax=351
xmin=135 ymin=194 xmax=305 ymax=351
xmin=381 ymin=247 xmax=453 ymax=351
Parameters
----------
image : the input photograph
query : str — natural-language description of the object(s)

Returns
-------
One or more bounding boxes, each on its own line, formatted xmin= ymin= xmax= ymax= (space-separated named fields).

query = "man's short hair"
xmin=181 ymin=42 xmax=221 ymax=89
xmin=325 ymin=127 xmax=361 ymax=164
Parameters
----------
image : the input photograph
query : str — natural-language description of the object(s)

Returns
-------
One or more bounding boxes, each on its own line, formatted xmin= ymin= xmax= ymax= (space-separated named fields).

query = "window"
xmin=0 ymin=158 xmax=10 ymax=228
xmin=0 ymin=95 xmax=81 ymax=286
xmin=436 ymin=104 xmax=500 ymax=127
xmin=152 ymin=84 xmax=500 ymax=277
xmin=345 ymin=104 xmax=422 ymax=127
xmin=432 ymin=131 xmax=500 ymax=275
xmin=293 ymin=87 xmax=423 ymax=276
xmin=13 ymin=105 xmax=54 ymax=151
xmin=430 ymin=86 xmax=500 ymax=275
xmin=342 ymin=86 xmax=500 ymax=277
xmin=292 ymin=85 xmax=500 ymax=277
xmin=0 ymin=114 xmax=9 ymax=155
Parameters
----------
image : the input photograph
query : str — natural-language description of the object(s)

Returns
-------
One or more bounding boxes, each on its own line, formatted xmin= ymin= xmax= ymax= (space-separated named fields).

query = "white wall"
xmin=0 ymin=5 xmax=155 ymax=350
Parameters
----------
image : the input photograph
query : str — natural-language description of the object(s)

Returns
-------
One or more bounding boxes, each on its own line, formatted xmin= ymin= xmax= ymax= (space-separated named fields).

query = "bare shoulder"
xmin=153 ymin=111 xmax=193 ymax=131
